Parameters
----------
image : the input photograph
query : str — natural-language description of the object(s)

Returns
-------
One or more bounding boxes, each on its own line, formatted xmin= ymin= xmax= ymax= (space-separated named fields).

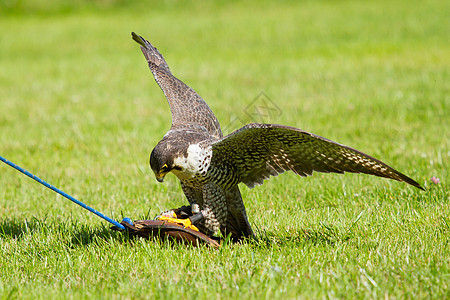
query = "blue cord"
xmin=0 ymin=155 xmax=126 ymax=230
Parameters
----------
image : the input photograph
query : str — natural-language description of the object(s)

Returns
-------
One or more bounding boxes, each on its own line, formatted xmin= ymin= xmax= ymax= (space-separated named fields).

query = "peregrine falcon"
xmin=132 ymin=32 xmax=424 ymax=241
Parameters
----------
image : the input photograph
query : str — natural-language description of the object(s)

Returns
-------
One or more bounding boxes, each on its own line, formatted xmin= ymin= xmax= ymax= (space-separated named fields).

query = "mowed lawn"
xmin=0 ymin=0 xmax=448 ymax=298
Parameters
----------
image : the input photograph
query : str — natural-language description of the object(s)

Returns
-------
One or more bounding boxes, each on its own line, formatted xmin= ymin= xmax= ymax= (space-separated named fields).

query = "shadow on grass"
xmin=0 ymin=216 xmax=213 ymax=250
xmin=0 ymin=216 xmax=195 ymax=249
xmin=69 ymin=224 xmax=128 ymax=247
xmin=0 ymin=217 xmax=357 ymax=249
xmin=251 ymin=224 xmax=354 ymax=248
xmin=0 ymin=217 xmax=132 ymax=246
xmin=250 ymin=209 xmax=367 ymax=248
xmin=0 ymin=217 xmax=48 ymax=239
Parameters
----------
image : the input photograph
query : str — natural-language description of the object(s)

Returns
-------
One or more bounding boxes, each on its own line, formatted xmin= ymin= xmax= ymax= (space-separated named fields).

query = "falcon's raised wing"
xmin=210 ymin=123 xmax=424 ymax=190
xmin=132 ymin=32 xmax=222 ymax=139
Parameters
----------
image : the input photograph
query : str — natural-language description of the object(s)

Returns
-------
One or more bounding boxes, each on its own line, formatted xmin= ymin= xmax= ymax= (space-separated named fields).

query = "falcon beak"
xmin=156 ymin=173 xmax=165 ymax=183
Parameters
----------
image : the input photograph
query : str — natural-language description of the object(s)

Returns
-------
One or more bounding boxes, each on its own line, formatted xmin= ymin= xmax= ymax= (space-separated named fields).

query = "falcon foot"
xmin=154 ymin=205 xmax=205 ymax=232
xmin=156 ymin=215 xmax=199 ymax=231
xmin=157 ymin=205 xmax=195 ymax=219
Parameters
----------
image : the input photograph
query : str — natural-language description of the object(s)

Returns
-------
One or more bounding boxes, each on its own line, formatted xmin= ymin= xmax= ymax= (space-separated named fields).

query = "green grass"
xmin=0 ymin=0 xmax=448 ymax=298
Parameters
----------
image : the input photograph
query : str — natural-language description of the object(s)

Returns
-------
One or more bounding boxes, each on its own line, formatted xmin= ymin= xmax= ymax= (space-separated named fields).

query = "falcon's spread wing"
xmin=210 ymin=123 xmax=424 ymax=190
xmin=132 ymin=32 xmax=222 ymax=139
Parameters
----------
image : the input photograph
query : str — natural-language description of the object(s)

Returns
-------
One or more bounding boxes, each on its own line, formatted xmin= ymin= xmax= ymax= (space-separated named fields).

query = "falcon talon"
xmin=157 ymin=215 xmax=200 ymax=231
xmin=132 ymin=32 xmax=424 ymax=243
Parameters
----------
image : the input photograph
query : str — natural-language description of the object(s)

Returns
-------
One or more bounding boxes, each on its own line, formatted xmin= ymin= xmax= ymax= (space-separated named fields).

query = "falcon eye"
xmin=160 ymin=164 xmax=169 ymax=172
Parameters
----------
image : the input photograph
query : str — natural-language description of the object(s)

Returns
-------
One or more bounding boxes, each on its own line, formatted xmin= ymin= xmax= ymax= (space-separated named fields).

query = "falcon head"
xmin=149 ymin=130 xmax=211 ymax=183
xmin=150 ymin=141 xmax=184 ymax=183
xmin=150 ymin=134 xmax=193 ymax=182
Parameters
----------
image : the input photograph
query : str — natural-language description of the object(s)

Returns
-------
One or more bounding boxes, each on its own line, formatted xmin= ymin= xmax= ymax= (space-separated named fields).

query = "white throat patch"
xmin=172 ymin=143 xmax=212 ymax=179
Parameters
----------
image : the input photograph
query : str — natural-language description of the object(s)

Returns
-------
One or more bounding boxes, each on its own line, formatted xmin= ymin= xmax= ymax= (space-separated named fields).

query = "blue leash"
xmin=0 ymin=155 xmax=128 ymax=230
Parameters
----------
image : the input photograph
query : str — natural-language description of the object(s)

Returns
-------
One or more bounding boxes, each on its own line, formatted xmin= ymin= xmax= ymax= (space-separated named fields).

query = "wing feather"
xmin=210 ymin=123 xmax=424 ymax=190
xmin=132 ymin=32 xmax=222 ymax=138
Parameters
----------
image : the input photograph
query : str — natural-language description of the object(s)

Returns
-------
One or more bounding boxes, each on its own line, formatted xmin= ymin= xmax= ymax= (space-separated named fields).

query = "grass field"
xmin=0 ymin=0 xmax=448 ymax=298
